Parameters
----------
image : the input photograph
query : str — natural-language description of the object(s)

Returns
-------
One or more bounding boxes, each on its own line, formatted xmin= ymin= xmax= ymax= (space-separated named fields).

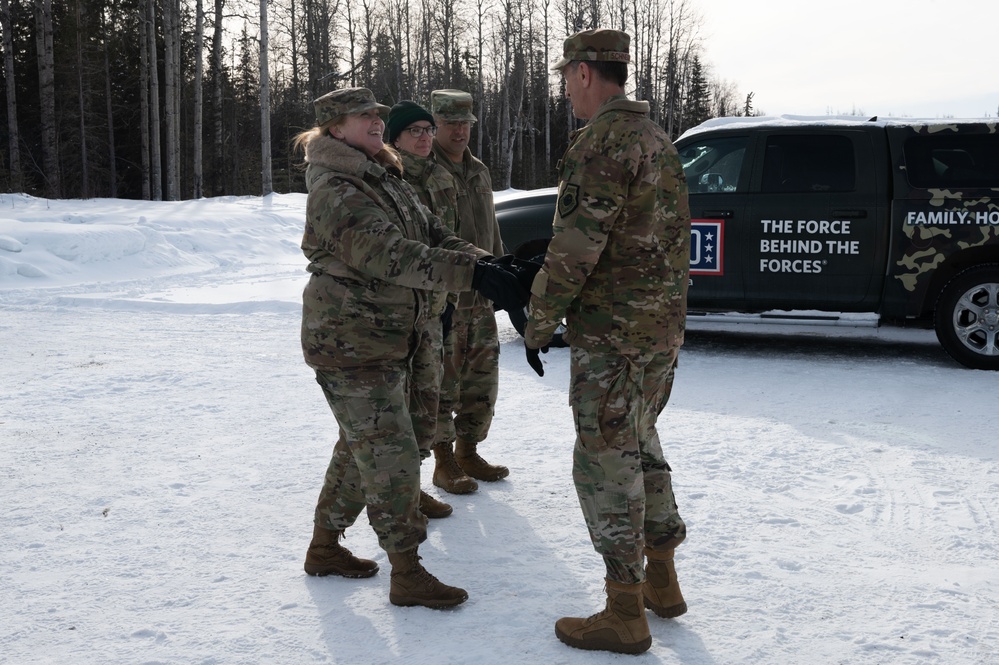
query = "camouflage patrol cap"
xmin=550 ymin=28 xmax=631 ymax=71
xmin=313 ymin=88 xmax=390 ymax=127
xmin=431 ymin=89 xmax=478 ymax=122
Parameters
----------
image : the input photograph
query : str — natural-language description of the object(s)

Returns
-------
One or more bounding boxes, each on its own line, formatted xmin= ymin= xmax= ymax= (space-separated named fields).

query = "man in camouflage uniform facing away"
xmin=524 ymin=29 xmax=692 ymax=655
xmin=430 ymin=89 xmax=510 ymax=493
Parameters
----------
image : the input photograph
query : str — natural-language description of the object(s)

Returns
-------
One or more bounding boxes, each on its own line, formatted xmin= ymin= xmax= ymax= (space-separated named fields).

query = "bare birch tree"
xmin=211 ymin=0 xmax=224 ymax=195
xmin=1 ymin=0 xmax=21 ymax=190
xmin=101 ymin=4 xmax=118 ymax=197
xmin=146 ymin=0 xmax=163 ymax=200
xmin=475 ymin=0 xmax=486 ymax=156
xmin=162 ymin=0 xmax=180 ymax=199
xmin=138 ymin=0 xmax=151 ymax=198
xmin=193 ymin=0 xmax=204 ymax=198
xmin=33 ymin=0 xmax=60 ymax=197
xmin=260 ymin=0 xmax=272 ymax=195
xmin=74 ymin=0 xmax=89 ymax=197
xmin=494 ymin=0 xmax=526 ymax=189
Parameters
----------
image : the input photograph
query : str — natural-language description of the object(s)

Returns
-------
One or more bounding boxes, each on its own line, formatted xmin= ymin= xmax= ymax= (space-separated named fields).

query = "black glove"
xmin=491 ymin=254 xmax=542 ymax=295
xmin=440 ymin=302 xmax=455 ymax=340
xmin=525 ymin=340 xmax=549 ymax=377
xmin=471 ymin=260 xmax=529 ymax=311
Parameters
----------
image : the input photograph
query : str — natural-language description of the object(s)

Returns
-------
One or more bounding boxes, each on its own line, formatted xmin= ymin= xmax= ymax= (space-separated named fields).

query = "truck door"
xmin=678 ymin=133 xmax=752 ymax=308
xmin=743 ymin=129 xmax=882 ymax=308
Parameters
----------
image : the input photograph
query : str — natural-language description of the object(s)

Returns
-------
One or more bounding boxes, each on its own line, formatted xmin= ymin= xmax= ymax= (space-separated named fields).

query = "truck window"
xmin=903 ymin=134 xmax=999 ymax=188
xmin=680 ymin=136 xmax=747 ymax=194
xmin=760 ymin=135 xmax=855 ymax=193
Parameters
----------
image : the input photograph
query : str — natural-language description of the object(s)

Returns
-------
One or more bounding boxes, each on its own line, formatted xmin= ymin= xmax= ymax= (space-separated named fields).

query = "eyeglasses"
xmin=405 ymin=125 xmax=437 ymax=138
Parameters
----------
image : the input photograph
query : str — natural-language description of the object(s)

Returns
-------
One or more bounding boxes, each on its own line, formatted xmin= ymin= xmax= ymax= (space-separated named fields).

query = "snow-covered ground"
xmin=1 ymin=193 xmax=996 ymax=665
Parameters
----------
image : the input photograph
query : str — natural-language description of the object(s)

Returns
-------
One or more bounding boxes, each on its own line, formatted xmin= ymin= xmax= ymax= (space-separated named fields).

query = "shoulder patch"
xmin=558 ymin=184 xmax=579 ymax=218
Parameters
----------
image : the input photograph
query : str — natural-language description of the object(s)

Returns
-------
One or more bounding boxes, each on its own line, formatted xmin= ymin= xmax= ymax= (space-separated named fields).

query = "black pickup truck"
xmin=495 ymin=116 xmax=999 ymax=369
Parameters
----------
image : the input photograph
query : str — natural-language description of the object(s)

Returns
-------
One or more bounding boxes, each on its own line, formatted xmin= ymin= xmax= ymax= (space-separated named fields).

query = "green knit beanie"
xmin=386 ymin=100 xmax=435 ymax=144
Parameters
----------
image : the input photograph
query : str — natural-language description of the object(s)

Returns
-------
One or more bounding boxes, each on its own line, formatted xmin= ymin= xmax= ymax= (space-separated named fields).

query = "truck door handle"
xmin=833 ymin=209 xmax=867 ymax=218
xmin=701 ymin=210 xmax=733 ymax=219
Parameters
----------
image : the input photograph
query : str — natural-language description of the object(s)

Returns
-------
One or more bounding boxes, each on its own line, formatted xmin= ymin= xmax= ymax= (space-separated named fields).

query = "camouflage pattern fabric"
xmin=431 ymin=143 xmax=505 ymax=308
xmin=550 ymin=28 xmax=631 ymax=70
xmin=399 ymin=149 xmax=460 ymax=318
xmin=300 ymin=134 xmax=489 ymax=370
xmin=435 ymin=304 xmax=500 ymax=446
xmin=408 ymin=280 xmax=447 ymax=457
xmin=526 ymin=91 xmax=691 ymax=585
xmin=570 ymin=347 xmax=686 ymax=585
xmin=313 ymin=87 xmax=388 ymax=126
xmin=430 ymin=89 xmax=478 ymax=122
xmin=312 ymin=368 xmax=427 ymax=553
xmin=398 ymin=150 xmax=461 ymax=454
xmin=432 ymin=142 xmax=505 ymax=446
xmin=301 ymin=132 xmax=490 ymax=550
xmin=524 ymin=94 xmax=691 ymax=354
xmin=884 ymin=121 xmax=999 ymax=317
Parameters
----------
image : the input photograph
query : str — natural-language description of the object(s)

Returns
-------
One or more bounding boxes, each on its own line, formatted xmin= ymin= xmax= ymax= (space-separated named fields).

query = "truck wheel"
xmin=934 ymin=264 xmax=999 ymax=370
xmin=506 ymin=244 xmax=569 ymax=348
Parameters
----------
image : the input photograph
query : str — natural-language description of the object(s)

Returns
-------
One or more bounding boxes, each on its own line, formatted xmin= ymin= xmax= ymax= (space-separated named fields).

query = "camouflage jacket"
xmin=300 ymin=134 xmax=489 ymax=369
xmin=525 ymin=94 xmax=691 ymax=354
xmin=400 ymin=149 xmax=460 ymax=316
xmin=432 ymin=143 xmax=505 ymax=309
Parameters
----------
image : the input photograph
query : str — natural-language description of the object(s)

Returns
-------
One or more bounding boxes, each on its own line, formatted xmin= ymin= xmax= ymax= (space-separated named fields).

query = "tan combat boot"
xmin=555 ymin=579 xmax=652 ymax=654
xmin=644 ymin=547 xmax=687 ymax=618
xmin=387 ymin=547 xmax=468 ymax=609
xmin=419 ymin=489 xmax=453 ymax=519
xmin=303 ymin=524 xmax=379 ymax=578
xmin=432 ymin=443 xmax=478 ymax=494
xmin=455 ymin=438 xmax=509 ymax=482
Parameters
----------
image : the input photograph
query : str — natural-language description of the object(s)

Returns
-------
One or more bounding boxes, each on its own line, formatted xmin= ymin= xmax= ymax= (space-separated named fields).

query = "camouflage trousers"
xmin=312 ymin=365 xmax=428 ymax=553
xmin=569 ymin=345 xmax=686 ymax=585
xmin=435 ymin=304 xmax=499 ymax=445
xmin=409 ymin=321 xmax=446 ymax=458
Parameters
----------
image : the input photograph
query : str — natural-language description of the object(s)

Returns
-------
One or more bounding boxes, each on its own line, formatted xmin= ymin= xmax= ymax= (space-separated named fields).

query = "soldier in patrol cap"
xmin=429 ymin=89 xmax=511 ymax=496
xmin=525 ymin=29 xmax=693 ymax=654
xmin=293 ymin=87 xmax=527 ymax=610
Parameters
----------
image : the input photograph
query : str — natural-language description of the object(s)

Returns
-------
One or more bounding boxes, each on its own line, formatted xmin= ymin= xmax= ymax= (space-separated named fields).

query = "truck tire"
xmin=506 ymin=245 xmax=569 ymax=348
xmin=934 ymin=263 xmax=999 ymax=370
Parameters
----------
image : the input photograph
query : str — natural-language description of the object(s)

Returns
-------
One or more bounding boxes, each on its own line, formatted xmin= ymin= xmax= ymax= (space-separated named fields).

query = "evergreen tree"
xmin=683 ymin=54 xmax=711 ymax=129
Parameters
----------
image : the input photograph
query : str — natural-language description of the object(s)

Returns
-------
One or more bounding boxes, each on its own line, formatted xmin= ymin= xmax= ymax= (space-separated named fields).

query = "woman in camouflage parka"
xmin=294 ymin=88 xmax=524 ymax=610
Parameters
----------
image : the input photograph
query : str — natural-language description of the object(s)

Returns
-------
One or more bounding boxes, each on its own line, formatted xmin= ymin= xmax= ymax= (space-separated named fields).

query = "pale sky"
xmin=697 ymin=0 xmax=998 ymax=119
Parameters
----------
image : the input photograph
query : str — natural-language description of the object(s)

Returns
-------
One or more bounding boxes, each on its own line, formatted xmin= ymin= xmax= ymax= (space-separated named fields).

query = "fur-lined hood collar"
xmin=305 ymin=133 xmax=383 ymax=181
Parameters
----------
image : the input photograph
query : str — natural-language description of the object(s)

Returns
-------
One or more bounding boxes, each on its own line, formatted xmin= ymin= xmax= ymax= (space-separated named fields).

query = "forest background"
xmin=0 ymin=0 xmax=754 ymax=201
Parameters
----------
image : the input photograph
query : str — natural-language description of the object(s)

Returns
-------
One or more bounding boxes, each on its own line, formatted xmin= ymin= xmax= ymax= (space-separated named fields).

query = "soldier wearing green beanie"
xmin=526 ymin=28 xmax=692 ymax=655
xmin=386 ymin=100 xmax=436 ymax=145
xmin=386 ymin=99 xmax=460 ymax=520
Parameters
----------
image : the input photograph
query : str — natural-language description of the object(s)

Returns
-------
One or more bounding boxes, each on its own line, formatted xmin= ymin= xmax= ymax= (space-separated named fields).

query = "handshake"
xmin=471 ymin=254 xmax=541 ymax=312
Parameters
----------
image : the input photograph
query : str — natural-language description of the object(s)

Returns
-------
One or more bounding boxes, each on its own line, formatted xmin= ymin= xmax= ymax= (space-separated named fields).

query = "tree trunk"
xmin=34 ymin=0 xmax=60 ymax=197
xmin=146 ymin=0 xmax=162 ymax=200
xmin=138 ymin=0 xmax=150 ymax=199
xmin=259 ymin=0 xmax=272 ymax=195
xmin=211 ymin=0 xmax=224 ymax=195
xmin=193 ymin=0 xmax=203 ymax=198
xmin=542 ymin=0 xmax=550 ymax=174
xmin=162 ymin=0 xmax=178 ymax=200
xmin=75 ymin=0 xmax=89 ymax=198
xmin=475 ymin=0 xmax=485 ymax=157
xmin=101 ymin=5 xmax=118 ymax=198
xmin=1 ymin=0 xmax=21 ymax=190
